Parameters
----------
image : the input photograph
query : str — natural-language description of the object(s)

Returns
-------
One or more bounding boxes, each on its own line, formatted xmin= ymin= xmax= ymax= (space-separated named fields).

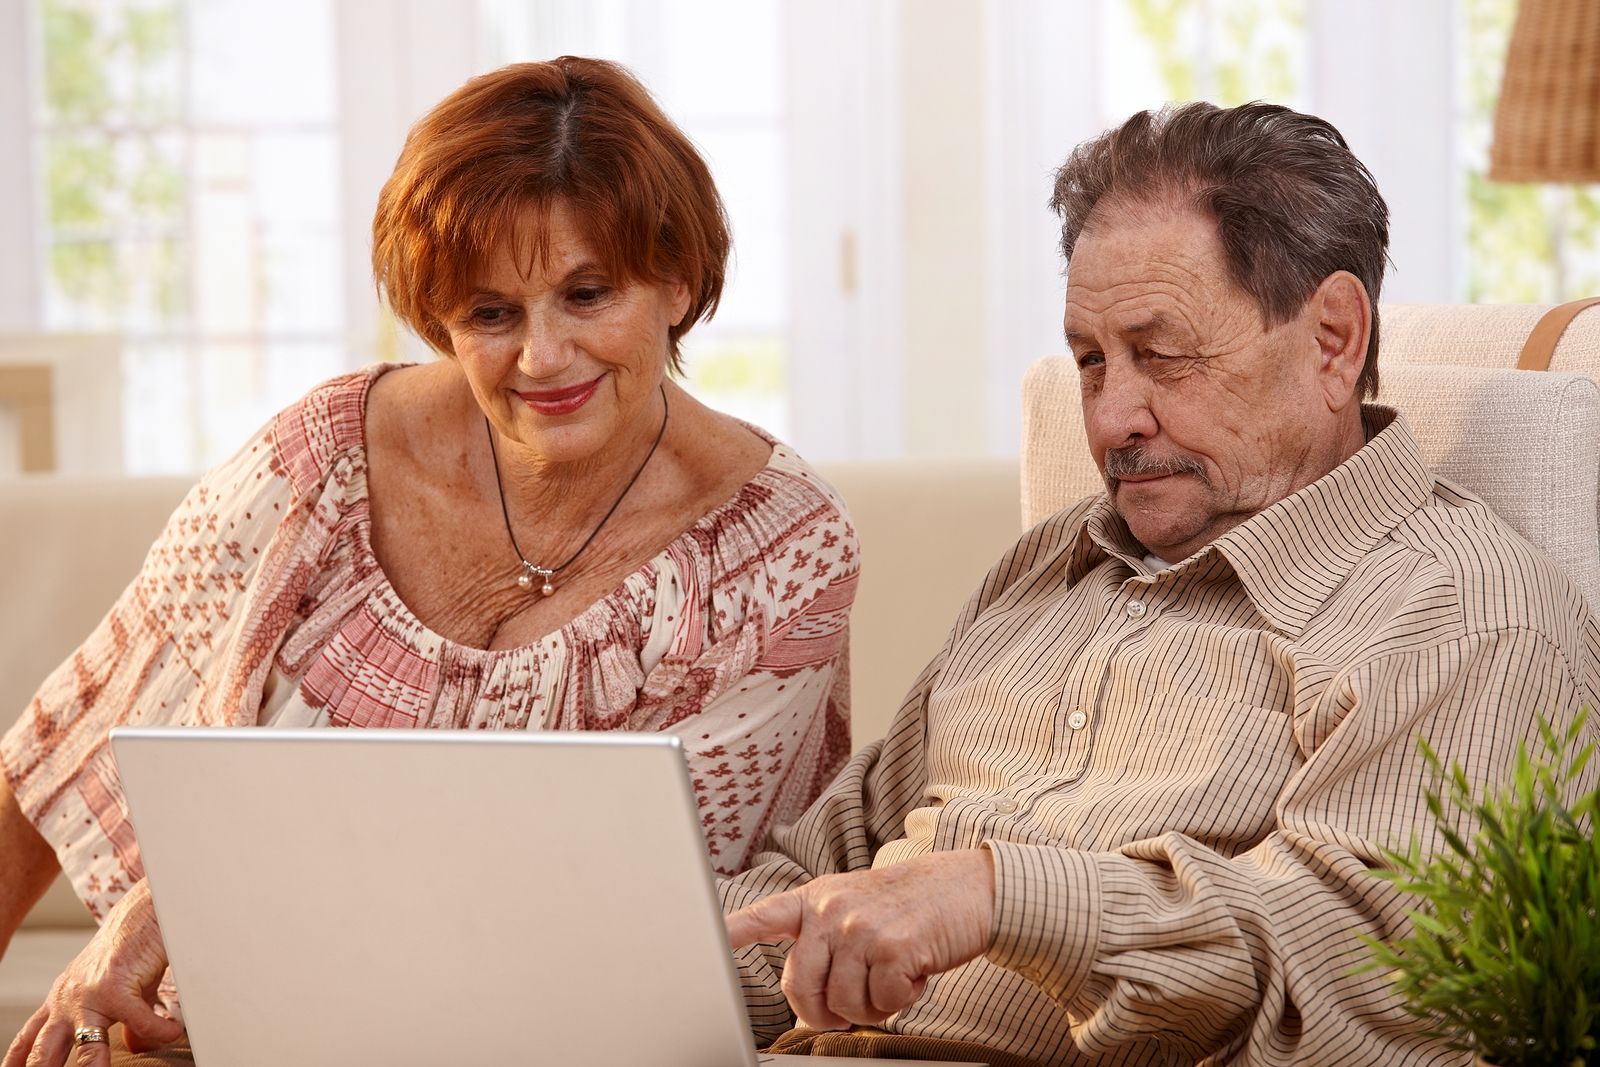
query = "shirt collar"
xmin=1074 ymin=406 xmax=1434 ymax=636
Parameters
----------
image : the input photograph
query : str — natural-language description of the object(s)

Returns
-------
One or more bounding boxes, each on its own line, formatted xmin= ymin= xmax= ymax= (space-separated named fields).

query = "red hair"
xmin=372 ymin=57 xmax=731 ymax=369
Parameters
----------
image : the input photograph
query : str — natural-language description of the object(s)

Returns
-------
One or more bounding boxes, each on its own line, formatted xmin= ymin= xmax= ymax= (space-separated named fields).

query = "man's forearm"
xmin=0 ymin=773 xmax=61 ymax=958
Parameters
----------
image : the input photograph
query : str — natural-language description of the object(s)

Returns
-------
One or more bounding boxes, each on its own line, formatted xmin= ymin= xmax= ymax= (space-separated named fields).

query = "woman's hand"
xmin=3 ymin=879 xmax=183 ymax=1067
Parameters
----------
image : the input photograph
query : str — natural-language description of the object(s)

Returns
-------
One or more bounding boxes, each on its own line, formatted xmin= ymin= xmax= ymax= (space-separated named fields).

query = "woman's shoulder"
xmin=677 ymin=407 xmax=857 ymax=586
xmin=266 ymin=362 xmax=401 ymax=495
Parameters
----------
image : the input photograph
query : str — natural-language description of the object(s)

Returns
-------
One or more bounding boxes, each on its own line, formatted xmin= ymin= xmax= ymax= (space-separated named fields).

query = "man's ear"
xmin=1310 ymin=271 xmax=1370 ymax=412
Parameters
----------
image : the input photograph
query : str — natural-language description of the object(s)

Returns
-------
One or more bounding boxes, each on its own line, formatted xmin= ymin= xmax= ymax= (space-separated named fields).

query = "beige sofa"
xmin=0 ymin=458 xmax=1025 ymax=1038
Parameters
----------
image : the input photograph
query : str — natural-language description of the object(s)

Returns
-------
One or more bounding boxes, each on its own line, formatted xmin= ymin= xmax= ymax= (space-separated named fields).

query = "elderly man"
xmin=724 ymin=102 xmax=1600 ymax=1065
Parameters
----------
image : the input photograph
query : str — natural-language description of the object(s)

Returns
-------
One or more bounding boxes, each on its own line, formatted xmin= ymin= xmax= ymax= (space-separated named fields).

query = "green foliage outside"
xmin=1365 ymin=711 xmax=1599 ymax=1067
xmin=686 ymin=335 xmax=787 ymax=396
xmin=1126 ymin=0 xmax=1304 ymax=108
xmin=39 ymin=0 xmax=185 ymax=325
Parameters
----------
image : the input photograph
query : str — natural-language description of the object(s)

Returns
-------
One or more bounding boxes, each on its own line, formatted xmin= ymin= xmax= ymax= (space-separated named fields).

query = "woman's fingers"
xmin=117 ymin=999 xmax=183 ymax=1052
xmin=3 ymin=882 xmax=181 ymax=1067
xmin=63 ymin=1010 xmax=116 ymax=1067
xmin=2 ymin=1004 xmax=48 ymax=1067
xmin=15 ymin=1015 xmax=74 ymax=1067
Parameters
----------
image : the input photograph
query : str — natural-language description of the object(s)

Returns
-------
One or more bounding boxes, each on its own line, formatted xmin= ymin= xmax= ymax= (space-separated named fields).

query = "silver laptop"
xmin=112 ymin=728 xmax=968 ymax=1067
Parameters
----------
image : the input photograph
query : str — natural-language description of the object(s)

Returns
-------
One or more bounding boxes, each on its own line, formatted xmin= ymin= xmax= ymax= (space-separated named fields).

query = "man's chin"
xmin=1112 ymin=487 xmax=1205 ymax=555
xmin=1112 ymin=475 xmax=1184 ymax=511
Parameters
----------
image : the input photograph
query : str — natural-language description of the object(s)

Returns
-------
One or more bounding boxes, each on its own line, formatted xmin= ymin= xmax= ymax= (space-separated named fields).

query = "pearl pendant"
xmin=517 ymin=562 xmax=554 ymax=595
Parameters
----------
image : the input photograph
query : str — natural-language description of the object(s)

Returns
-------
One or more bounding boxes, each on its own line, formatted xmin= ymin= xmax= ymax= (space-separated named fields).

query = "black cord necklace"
xmin=485 ymin=384 xmax=669 ymax=596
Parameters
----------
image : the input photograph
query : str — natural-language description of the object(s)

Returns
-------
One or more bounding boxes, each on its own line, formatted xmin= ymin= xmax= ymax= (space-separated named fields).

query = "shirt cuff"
xmin=983 ymin=839 xmax=1102 ymax=1005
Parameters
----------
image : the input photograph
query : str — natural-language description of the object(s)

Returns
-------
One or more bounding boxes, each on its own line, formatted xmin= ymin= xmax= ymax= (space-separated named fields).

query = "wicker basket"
xmin=1489 ymin=0 xmax=1600 ymax=182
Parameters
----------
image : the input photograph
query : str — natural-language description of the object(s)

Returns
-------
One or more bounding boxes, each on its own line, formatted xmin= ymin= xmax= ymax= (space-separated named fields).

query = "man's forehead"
xmin=1063 ymin=301 xmax=1195 ymax=343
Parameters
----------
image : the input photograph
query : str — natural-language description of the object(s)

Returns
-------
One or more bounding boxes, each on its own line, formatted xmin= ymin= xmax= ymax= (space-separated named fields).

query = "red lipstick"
xmin=518 ymin=376 xmax=602 ymax=417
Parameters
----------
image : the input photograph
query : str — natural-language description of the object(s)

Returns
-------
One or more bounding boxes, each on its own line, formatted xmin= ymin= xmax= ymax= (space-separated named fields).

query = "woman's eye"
xmin=569 ymin=286 xmax=610 ymax=306
xmin=470 ymin=305 xmax=512 ymax=327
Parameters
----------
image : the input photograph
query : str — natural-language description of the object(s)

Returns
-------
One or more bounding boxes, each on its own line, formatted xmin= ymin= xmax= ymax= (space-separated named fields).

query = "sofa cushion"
xmin=819 ymin=459 xmax=1022 ymax=747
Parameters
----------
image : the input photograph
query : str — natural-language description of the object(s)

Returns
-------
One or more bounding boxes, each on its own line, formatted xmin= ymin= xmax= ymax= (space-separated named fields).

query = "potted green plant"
xmin=1365 ymin=710 xmax=1599 ymax=1067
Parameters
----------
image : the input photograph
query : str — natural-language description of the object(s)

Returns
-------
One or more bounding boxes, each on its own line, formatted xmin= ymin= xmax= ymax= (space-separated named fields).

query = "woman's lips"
xmin=518 ymin=376 xmax=602 ymax=416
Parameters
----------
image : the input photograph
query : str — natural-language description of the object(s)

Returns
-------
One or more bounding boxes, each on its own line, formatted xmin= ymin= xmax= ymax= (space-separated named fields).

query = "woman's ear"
xmin=668 ymin=279 xmax=692 ymax=329
xmin=1312 ymin=271 xmax=1370 ymax=412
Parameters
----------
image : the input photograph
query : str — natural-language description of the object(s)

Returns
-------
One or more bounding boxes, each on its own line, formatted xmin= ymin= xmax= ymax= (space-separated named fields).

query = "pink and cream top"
xmin=2 ymin=364 xmax=859 ymax=923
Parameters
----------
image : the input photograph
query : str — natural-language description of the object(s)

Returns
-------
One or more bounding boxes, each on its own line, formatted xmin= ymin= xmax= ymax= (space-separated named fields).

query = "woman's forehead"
xmin=472 ymin=199 xmax=612 ymax=287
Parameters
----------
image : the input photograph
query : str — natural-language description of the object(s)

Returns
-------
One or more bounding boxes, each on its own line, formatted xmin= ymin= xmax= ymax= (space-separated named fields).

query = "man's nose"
xmin=516 ymin=309 xmax=575 ymax=378
xmin=1088 ymin=362 xmax=1159 ymax=446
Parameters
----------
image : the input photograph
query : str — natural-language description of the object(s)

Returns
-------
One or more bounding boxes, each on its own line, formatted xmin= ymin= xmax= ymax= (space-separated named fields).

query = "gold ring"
xmin=73 ymin=1026 xmax=109 ymax=1045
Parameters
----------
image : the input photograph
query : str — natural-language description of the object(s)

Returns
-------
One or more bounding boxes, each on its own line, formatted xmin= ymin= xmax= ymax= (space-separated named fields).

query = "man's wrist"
xmin=983 ymin=840 xmax=1101 ymax=1004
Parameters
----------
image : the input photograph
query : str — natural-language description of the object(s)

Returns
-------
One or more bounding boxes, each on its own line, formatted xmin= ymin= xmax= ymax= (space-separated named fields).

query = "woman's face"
xmin=445 ymin=201 xmax=689 ymax=466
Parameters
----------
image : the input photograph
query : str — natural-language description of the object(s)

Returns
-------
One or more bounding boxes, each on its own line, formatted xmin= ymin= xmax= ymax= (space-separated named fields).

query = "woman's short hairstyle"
xmin=372 ymin=57 xmax=731 ymax=369
xmin=1050 ymin=102 xmax=1390 ymax=398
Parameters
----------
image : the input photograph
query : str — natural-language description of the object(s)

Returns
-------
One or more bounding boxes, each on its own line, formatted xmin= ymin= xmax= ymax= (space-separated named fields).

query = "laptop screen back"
xmin=111 ymin=728 xmax=758 ymax=1067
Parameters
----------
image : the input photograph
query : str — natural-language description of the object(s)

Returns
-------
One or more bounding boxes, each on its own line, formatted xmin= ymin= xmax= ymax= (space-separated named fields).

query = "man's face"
xmin=1066 ymin=205 xmax=1339 ymax=563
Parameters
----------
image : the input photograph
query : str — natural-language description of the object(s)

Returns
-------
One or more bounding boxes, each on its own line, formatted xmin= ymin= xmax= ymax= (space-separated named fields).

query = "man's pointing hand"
xmin=725 ymin=849 xmax=996 ymax=1031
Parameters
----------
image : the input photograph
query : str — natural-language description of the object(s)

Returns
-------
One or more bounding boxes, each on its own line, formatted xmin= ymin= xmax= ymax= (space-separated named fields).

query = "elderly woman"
xmin=0 ymin=58 xmax=856 ymax=1066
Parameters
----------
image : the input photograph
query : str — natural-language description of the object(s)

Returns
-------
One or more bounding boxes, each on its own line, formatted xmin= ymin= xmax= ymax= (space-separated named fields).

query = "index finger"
xmin=725 ymin=890 xmax=805 ymax=949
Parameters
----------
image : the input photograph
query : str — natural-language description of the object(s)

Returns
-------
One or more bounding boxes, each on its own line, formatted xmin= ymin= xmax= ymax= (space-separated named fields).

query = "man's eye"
xmin=1076 ymin=352 xmax=1104 ymax=370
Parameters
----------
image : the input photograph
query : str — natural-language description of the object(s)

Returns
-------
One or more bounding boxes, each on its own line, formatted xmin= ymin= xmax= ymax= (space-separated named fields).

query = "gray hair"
xmin=1050 ymin=102 xmax=1390 ymax=398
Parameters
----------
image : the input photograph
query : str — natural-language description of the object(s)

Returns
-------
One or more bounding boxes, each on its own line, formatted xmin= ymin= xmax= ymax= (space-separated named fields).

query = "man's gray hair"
xmin=1050 ymin=102 xmax=1391 ymax=398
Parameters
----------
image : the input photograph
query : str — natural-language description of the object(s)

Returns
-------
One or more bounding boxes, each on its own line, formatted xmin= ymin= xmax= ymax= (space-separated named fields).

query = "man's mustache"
xmin=1103 ymin=446 xmax=1208 ymax=483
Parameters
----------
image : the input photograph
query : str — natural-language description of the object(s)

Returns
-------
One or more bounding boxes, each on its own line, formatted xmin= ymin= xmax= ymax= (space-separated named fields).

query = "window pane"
xmin=1105 ymin=0 xmax=1307 ymax=118
xmin=38 ymin=0 xmax=182 ymax=126
xmin=122 ymin=340 xmax=196 ymax=471
xmin=653 ymin=0 xmax=782 ymax=122
xmin=1460 ymin=0 xmax=1600 ymax=301
xmin=34 ymin=0 xmax=343 ymax=473
xmin=188 ymin=0 xmax=337 ymax=124
xmin=681 ymin=333 xmax=788 ymax=441
xmin=41 ymin=130 xmax=184 ymax=235
xmin=693 ymin=127 xmax=786 ymax=332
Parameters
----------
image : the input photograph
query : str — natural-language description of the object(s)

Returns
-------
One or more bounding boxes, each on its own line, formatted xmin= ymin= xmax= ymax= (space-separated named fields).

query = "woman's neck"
xmin=486 ymin=382 xmax=672 ymax=554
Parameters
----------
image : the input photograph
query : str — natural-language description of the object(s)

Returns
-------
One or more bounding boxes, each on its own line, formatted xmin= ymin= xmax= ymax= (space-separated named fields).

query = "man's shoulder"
xmin=1375 ymin=475 xmax=1593 ymax=642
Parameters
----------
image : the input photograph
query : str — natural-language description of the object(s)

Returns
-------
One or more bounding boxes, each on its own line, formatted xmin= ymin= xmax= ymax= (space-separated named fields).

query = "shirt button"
xmin=1126 ymin=599 xmax=1147 ymax=619
xmin=1067 ymin=709 xmax=1088 ymax=730
xmin=992 ymin=797 xmax=1018 ymax=814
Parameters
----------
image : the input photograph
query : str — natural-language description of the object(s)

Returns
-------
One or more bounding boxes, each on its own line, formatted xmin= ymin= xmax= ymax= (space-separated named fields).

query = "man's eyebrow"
xmin=1065 ymin=314 xmax=1186 ymax=346
xmin=1121 ymin=314 xmax=1181 ymax=338
xmin=1068 ymin=315 xmax=1196 ymax=348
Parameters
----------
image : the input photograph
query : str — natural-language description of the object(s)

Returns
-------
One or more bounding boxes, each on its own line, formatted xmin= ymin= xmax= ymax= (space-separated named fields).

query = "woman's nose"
xmin=515 ymin=310 xmax=575 ymax=378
